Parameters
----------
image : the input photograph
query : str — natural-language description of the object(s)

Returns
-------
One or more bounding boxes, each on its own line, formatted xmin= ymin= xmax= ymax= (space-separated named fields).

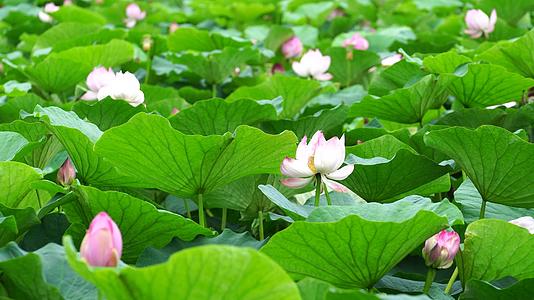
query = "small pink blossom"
xmin=381 ymin=54 xmax=403 ymax=67
xmin=292 ymin=49 xmax=332 ymax=81
xmin=38 ymin=2 xmax=59 ymax=23
xmin=281 ymin=36 xmax=303 ymax=59
xmin=57 ymin=158 xmax=76 ymax=186
xmin=272 ymin=63 xmax=285 ymax=74
xmin=169 ymin=22 xmax=180 ymax=33
xmin=280 ymin=131 xmax=354 ymax=192
xmin=80 ymin=212 xmax=122 ymax=267
xmin=124 ymin=3 xmax=146 ymax=28
xmin=422 ymin=230 xmax=460 ymax=269
xmin=342 ymin=33 xmax=369 ymax=51
xmin=464 ymin=9 xmax=497 ymax=38
xmin=81 ymin=67 xmax=116 ymax=101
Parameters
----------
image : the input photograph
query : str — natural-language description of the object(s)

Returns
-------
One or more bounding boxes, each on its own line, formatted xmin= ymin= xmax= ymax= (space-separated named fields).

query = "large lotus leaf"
xmin=65 ymin=241 xmax=301 ymax=300
xmin=169 ymin=98 xmax=277 ymax=135
xmin=349 ymin=75 xmax=451 ymax=124
xmin=263 ymin=106 xmax=348 ymax=138
xmin=445 ymin=64 xmax=534 ymax=107
xmin=422 ymin=51 xmax=471 ymax=74
xmin=327 ymin=47 xmax=380 ymax=87
xmin=72 ymin=98 xmax=147 ymax=131
xmin=368 ymin=59 xmax=427 ymax=96
xmin=306 ymin=196 xmax=463 ymax=226
xmin=454 ymin=179 xmax=534 ymax=224
xmin=261 ymin=208 xmax=449 ymax=289
xmin=458 ymin=219 xmax=534 ymax=285
xmin=51 ymin=39 xmax=134 ymax=68
xmin=0 ymin=94 xmax=46 ymax=123
xmin=167 ymin=27 xmax=251 ymax=52
xmin=32 ymin=105 xmax=138 ymax=187
xmin=0 ymin=161 xmax=42 ymax=209
xmin=94 ymin=113 xmax=296 ymax=198
xmin=460 ymin=278 xmax=534 ymax=300
xmin=424 ymin=126 xmax=534 ymax=207
xmin=0 ymin=131 xmax=29 ymax=161
xmin=342 ymin=135 xmax=451 ymax=202
xmin=345 ymin=128 xmax=411 ymax=145
xmin=52 ymin=5 xmax=107 ymax=25
xmin=478 ymin=29 xmax=534 ymax=78
xmin=476 ymin=1 xmax=534 ymax=24
xmin=64 ymin=185 xmax=213 ymax=263
xmin=227 ymin=75 xmax=322 ymax=118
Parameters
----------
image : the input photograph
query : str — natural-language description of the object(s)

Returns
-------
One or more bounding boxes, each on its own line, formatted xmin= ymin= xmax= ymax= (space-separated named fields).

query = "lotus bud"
xmin=342 ymin=33 xmax=369 ymax=51
xmin=272 ymin=63 xmax=285 ymax=74
xmin=327 ymin=8 xmax=344 ymax=20
xmin=169 ymin=22 xmax=179 ymax=33
xmin=80 ymin=212 xmax=123 ymax=267
xmin=63 ymin=0 xmax=73 ymax=5
xmin=422 ymin=230 xmax=460 ymax=269
xmin=171 ymin=108 xmax=180 ymax=115
xmin=142 ymin=35 xmax=153 ymax=52
xmin=124 ymin=3 xmax=146 ymax=28
xmin=464 ymin=9 xmax=497 ymax=38
xmin=57 ymin=158 xmax=76 ymax=186
xmin=281 ymin=36 xmax=303 ymax=59
xmin=509 ymin=216 xmax=534 ymax=234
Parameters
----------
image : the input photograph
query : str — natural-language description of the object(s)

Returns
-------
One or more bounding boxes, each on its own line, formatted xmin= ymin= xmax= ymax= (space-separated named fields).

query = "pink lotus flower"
xmin=81 ymin=67 xmax=116 ymax=101
xmin=57 ymin=158 xmax=76 ymax=186
xmin=280 ymin=131 xmax=354 ymax=192
xmin=80 ymin=212 xmax=122 ymax=267
xmin=422 ymin=230 xmax=460 ymax=269
xmin=327 ymin=8 xmax=344 ymax=20
xmin=272 ymin=63 xmax=285 ymax=74
xmin=342 ymin=33 xmax=369 ymax=51
xmin=292 ymin=50 xmax=332 ymax=81
xmin=124 ymin=3 xmax=146 ymax=28
xmin=63 ymin=0 xmax=73 ymax=5
xmin=464 ymin=9 xmax=497 ymax=38
xmin=381 ymin=54 xmax=403 ymax=67
xmin=97 ymin=71 xmax=145 ymax=107
xmin=38 ymin=2 xmax=59 ymax=23
xmin=169 ymin=22 xmax=180 ymax=33
xmin=281 ymin=36 xmax=303 ymax=59
xmin=509 ymin=216 xmax=534 ymax=234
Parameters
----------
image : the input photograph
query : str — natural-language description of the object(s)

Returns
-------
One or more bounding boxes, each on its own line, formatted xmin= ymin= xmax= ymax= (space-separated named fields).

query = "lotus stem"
xmin=423 ymin=268 xmax=436 ymax=294
xmin=314 ymin=174 xmax=322 ymax=207
xmin=221 ymin=208 xmax=227 ymax=230
xmin=444 ymin=267 xmax=458 ymax=294
xmin=184 ymin=199 xmax=191 ymax=219
xmin=198 ymin=193 xmax=205 ymax=227
xmin=479 ymin=200 xmax=486 ymax=219
xmin=323 ymin=182 xmax=332 ymax=205
xmin=258 ymin=210 xmax=264 ymax=240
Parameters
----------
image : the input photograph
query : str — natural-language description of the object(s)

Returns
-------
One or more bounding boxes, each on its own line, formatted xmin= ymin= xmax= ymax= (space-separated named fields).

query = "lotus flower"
xmin=292 ymin=50 xmax=332 ymax=81
xmin=509 ymin=216 xmax=534 ymax=234
xmin=81 ymin=67 xmax=116 ymax=101
xmin=280 ymin=131 xmax=354 ymax=192
xmin=38 ymin=2 xmax=59 ymax=23
xmin=124 ymin=3 xmax=146 ymax=28
xmin=272 ymin=63 xmax=285 ymax=74
xmin=342 ymin=33 xmax=369 ymax=51
xmin=97 ymin=71 xmax=145 ymax=107
xmin=464 ymin=9 xmax=497 ymax=38
xmin=169 ymin=22 xmax=180 ymax=33
xmin=281 ymin=36 xmax=303 ymax=59
xmin=57 ymin=158 xmax=76 ymax=186
xmin=422 ymin=230 xmax=460 ymax=269
xmin=328 ymin=8 xmax=344 ymax=20
xmin=381 ymin=54 xmax=403 ymax=67
xmin=80 ymin=212 xmax=122 ymax=267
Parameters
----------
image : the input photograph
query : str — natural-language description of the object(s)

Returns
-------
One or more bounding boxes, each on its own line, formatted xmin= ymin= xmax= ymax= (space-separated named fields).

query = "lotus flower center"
xmin=308 ymin=156 xmax=317 ymax=173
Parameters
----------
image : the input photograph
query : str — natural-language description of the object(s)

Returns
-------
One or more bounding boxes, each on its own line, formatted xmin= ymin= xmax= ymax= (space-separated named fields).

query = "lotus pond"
xmin=0 ymin=0 xmax=534 ymax=299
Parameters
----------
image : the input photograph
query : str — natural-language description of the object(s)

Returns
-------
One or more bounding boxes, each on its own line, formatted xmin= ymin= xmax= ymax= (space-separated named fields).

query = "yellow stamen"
xmin=308 ymin=156 xmax=317 ymax=173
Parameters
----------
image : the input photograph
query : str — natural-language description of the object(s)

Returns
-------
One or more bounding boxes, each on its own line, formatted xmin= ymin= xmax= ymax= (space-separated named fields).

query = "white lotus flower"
xmin=509 ymin=216 xmax=534 ymax=234
xmin=292 ymin=50 xmax=332 ymax=81
xmin=280 ymin=131 xmax=354 ymax=192
xmin=465 ymin=9 xmax=497 ymax=39
xmin=97 ymin=71 xmax=145 ymax=107
xmin=38 ymin=2 xmax=59 ymax=23
xmin=81 ymin=67 xmax=116 ymax=101
xmin=124 ymin=3 xmax=146 ymax=28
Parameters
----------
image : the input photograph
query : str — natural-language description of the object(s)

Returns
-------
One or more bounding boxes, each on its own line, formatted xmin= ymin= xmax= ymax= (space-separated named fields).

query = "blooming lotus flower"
xmin=281 ymin=36 xmax=303 ymax=59
xmin=38 ymin=2 xmax=59 ymax=23
xmin=57 ymin=158 xmax=76 ymax=186
xmin=97 ymin=71 xmax=145 ymax=107
xmin=124 ymin=3 xmax=146 ymax=28
xmin=292 ymin=50 xmax=332 ymax=81
xmin=342 ymin=33 xmax=369 ymax=51
xmin=464 ymin=9 xmax=497 ymax=38
xmin=80 ymin=212 xmax=122 ymax=267
xmin=509 ymin=216 xmax=534 ymax=234
xmin=169 ymin=22 xmax=180 ymax=33
xmin=422 ymin=230 xmax=460 ymax=269
xmin=280 ymin=131 xmax=354 ymax=192
xmin=381 ymin=54 xmax=403 ymax=67
xmin=81 ymin=67 xmax=116 ymax=101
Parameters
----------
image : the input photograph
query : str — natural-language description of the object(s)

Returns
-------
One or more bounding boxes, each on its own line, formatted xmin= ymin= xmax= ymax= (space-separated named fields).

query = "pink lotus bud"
xmin=381 ymin=54 xmax=403 ymax=67
xmin=57 ymin=158 xmax=76 ymax=186
xmin=272 ymin=63 xmax=285 ymax=74
xmin=281 ymin=36 xmax=303 ymax=59
xmin=169 ymin=22 xmax=179 ymax=33
xmin=422 ymin=230 xmax=460 ymax=269
xmin=171 ymin=108 xmax=180 ymax=115
xmin=63 ymin=0 xmax=73 ymax=5
xmin=80 ymin=212 xmax=123 ymax=267
xmin=124 ymin=3 xmax=146 ymax=28
xmin=342 ymin=33 xmax=369 ymax=51
xmin=327 ymin=8 xmax=344 ymax=20
xmin=509 ymin=216 xmax=534 ymax=234
xmin=464 ymin=9 xmax=497 ymax=38
xmin=292 ymin=49 xmax=332 ymax=81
